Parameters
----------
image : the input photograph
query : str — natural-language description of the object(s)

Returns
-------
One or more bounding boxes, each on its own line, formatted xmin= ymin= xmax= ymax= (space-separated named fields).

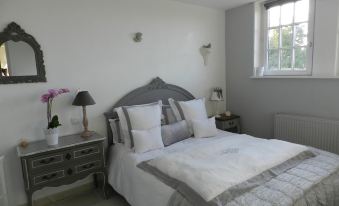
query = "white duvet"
xmin=147 ymin=134 xmax=308 ymax=201
xmin=108 ymin=131 xmax=308 ymax=206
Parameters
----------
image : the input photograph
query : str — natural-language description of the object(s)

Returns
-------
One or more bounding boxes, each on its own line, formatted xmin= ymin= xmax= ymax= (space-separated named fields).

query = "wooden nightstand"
xmin=215 ymin=115 xmax=241 ymax=134
xmin=17 ymin=133 xmax=107 ymax=206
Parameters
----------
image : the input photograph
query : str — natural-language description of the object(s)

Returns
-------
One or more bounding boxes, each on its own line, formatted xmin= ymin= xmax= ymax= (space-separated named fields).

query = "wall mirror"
xmin=0 ymin=22 xmax=46 ymax=84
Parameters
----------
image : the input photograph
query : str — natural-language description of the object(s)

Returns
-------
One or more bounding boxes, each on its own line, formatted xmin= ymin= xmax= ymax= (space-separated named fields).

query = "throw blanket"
xmin=138 ymin=134 xmax=339 ymax=206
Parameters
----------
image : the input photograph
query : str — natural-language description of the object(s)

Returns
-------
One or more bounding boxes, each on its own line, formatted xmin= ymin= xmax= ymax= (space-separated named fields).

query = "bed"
xmin=104 ymin=77 xmax=339 ymax=206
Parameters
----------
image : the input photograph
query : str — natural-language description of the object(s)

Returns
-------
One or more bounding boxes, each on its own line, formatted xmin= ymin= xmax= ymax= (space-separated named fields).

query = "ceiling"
xmin=171 ymin=0 xmax=256 ymax=10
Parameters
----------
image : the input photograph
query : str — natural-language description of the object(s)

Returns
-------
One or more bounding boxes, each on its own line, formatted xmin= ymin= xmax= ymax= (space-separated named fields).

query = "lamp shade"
xmin=210 ymin=88 xmax=224 ymax=101
xmin=72 ymin=91 xmax=96 ymax=106
xmin=210 ymin=91 xmax=221 ymax=101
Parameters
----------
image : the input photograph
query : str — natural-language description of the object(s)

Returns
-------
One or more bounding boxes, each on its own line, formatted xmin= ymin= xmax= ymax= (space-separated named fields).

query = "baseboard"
xmin=18 ymin=183 xmax=94 ymax=206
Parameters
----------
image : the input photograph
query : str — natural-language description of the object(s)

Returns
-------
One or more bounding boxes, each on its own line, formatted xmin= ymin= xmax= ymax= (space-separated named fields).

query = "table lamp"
xmin=72 ymin=91 xmax=96 ymax=138
xmin=210 ymin=88 xmax=224 ymax=116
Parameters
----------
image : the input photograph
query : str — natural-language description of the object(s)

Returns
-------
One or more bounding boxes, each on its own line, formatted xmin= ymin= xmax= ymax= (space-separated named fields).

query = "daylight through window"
xmin=265 ymin=0 xmax=314 ymax=75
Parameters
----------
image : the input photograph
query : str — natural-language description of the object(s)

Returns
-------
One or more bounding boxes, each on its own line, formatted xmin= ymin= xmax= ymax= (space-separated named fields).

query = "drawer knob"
xmin=67 ymin=168 xmax=73 ymax=175
xmin=81 ymin=149 xmax=93 ymax=155
xmin=40 ymin=157 xmax=55 ymax=165
xmin=65 ymin=153 xmax=72 ymax=160
xmin=42 ymin=173 xmax=57 ymax=180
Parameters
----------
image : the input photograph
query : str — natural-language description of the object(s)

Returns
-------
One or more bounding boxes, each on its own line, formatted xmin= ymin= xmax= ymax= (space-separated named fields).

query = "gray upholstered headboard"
xmin=104 ymin=77 xmax=195 ymax=146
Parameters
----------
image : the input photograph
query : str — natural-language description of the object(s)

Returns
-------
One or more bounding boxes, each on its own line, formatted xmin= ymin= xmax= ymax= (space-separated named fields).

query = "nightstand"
xmin=215 ymin=115 xmax=241 ymax=134
xmin=17 ymin=132 xmax=107 ymax=206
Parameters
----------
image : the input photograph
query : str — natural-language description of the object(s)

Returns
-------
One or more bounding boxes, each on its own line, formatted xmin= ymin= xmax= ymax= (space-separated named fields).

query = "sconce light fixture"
xmin=134 ymin=32 xmax=143 ymax=42
xmin=200 ymin=43 xmax=212 ymax=66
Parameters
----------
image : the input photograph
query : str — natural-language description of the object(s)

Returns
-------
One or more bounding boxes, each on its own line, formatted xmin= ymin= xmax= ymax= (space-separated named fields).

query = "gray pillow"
xmin=109 ymin=118 xmax=123 ymax=144
xmin=161 ymin=121 xmax=191 ymax=146
xmin=162 ymin=105 xmax=177 ymax=125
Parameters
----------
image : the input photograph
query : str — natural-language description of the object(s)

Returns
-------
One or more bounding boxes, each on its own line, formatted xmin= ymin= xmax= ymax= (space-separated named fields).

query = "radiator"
xmin=274 ymin=113 xmax=339 ymax=154
xmin=0 ymin=156 xmax=8 ymax=206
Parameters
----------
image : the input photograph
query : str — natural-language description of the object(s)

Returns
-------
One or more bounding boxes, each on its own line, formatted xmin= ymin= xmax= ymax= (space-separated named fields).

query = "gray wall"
xmin=226 ymin=3 xmax=339 ymax=139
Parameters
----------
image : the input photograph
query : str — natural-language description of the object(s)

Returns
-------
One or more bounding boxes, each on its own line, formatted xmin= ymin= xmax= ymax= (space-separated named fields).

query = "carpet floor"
xmin=34 ymin=189 xmax=130 ymax=206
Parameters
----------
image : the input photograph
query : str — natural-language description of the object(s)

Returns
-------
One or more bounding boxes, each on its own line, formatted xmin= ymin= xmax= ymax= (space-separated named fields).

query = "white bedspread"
xmin=108 ymin=130 xmax=235 ymax=206
xmin=147 ymin=134 xmax=308 ymax=201
xmin=107 ymin=131 xmax=307 ymax=205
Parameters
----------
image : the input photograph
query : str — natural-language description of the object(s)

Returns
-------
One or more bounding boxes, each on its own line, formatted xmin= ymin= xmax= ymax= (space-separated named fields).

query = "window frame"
xmin=263 ymin=0 xmax=316 ymax=76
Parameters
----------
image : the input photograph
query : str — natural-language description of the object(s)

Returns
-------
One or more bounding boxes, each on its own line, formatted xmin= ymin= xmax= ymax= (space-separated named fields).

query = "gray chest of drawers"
xmin=17 ymin=133 xmax=107 ymax=206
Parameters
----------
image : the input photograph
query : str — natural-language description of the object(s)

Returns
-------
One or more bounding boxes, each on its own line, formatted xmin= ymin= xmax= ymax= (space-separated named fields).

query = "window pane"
xmin=269 ymin=29 xmax=280 ymax=49
xmin=281 ymin=3 xmax=294 ymax=25
xmin=294 ymin=47 xmax=307 ymax=70
xmin=268 ymin=49 xmax=279 ymax=70
xmin=295 ymin=0 xmax=309 ymax=23
xmin=281 ymin=26 xmax=293 ymax=48
xmin=268 ymin=6 xmax=280 ymax=27
xmin=295 ymin=23 xmax=308 ymax=46
xmin=281 ymin=49 xmax=292 ymax=70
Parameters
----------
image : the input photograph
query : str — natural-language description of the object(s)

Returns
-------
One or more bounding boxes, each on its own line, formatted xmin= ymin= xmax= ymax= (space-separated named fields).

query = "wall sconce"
xmin=133 ymin=32 xmax=143 ymax=42
xmin=200 ymin=43 xmax=212 ymax=66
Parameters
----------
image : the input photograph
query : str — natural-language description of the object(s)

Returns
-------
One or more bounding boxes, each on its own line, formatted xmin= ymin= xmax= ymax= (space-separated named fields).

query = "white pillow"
xmin=169 ymin=98 xmax=207 ymax=121
xmin=169 ymin=98 xmax=208 ymax=133
xmin=192 ymin=117 xmax=218 ymax=138
xmin=115 ymin=101 xmax=162 ymax=148
xmin=132 ymin=126 xmax=164 ymax=153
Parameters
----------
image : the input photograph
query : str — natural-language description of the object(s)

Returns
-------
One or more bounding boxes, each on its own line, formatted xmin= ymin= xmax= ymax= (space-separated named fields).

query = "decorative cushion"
xmin=168 ymin=98 xmax=208 ymax=133
xmin=192 ymin=117 xmax=218 ymax=138
xmin=132 ymin=126 xmax=164 ymax=153
xmin=162 ymin=105 xmax=177 ymax=125
xmin=117 ymin=101 xmax=162 ymax=148
xmin=115 ymin=107 xmax=131 ymax=147
xmin=161 ymin=120 xmax=191 ymax=146
xmin=108 ymin=118 xmax=122 ymax=144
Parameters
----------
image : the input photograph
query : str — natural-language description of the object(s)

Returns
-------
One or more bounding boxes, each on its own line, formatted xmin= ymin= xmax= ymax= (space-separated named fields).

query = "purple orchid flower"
xmin=41 ymin=88 xmax=70 ymax=128
xmin=48 ymin=89 xmax=60 ymax=98
xmin=40 ymin=94 xmax=50 ymax=103
xmin=58 ymin=88 xmax=70 ymax=94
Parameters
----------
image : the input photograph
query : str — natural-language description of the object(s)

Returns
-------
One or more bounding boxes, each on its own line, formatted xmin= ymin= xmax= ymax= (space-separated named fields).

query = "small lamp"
xmin=72 ymin=91 xmax=96 ymax=138
xmin=210 ymin=88 xmax=223 ymax=116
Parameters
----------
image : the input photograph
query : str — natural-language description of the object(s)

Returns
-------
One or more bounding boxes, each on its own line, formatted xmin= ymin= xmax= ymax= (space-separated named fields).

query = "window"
xmin=264 ymin=0 xmax=315 ymax=76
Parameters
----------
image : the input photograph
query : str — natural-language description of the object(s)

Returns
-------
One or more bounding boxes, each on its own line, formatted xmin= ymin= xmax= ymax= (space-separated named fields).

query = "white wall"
xmin=226 ymin=1 xmax=339 ymax=137
xmin=0 ymin=0 xmax=226 ymax=205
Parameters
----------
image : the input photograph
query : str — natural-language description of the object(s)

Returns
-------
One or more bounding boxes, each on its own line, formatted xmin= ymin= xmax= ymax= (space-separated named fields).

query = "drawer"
xmin=75 ymin=160 xmax=102 ymax=174
xmin=217 ymin=119 xmax=240 ymax=130
xmin=73 ymin=144 xmax=101 ymax=159
xmin=30 ymin=153 xmax=64 ymax=169
xmin=33 ymin=169 xmax=65 ymax=186
xmin=225 ymin=119 xmax=239 ymax=128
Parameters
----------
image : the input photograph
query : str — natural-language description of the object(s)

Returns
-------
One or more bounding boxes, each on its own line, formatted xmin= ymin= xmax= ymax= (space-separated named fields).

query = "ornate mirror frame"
xmin=0 ymin=22 xmax=46 ymax=84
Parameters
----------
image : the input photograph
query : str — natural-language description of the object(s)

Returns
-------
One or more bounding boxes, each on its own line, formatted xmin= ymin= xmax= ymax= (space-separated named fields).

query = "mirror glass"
xmin=0 ymin=40 xmax=37 ymax=77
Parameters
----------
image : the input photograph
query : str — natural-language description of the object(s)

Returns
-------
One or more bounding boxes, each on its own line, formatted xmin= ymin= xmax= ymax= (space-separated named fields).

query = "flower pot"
xmin=45 ymin=128 xmax=59 ymax=146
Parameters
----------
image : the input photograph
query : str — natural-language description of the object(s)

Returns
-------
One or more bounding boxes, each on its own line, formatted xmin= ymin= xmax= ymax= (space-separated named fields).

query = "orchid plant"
xmin=41 ymin=88 xmax=70 ymax=129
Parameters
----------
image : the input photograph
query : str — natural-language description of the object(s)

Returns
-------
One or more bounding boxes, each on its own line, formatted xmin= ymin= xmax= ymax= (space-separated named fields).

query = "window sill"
xmin=250 ymin=75 xmax=339 ymax=79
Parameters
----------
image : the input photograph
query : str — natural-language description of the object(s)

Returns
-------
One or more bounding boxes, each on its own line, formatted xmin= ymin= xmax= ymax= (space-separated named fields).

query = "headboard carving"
xmin=104 ymin=77 xmax=195 ymax=146
xmin=147 ymin=77 xmax=168 ymax=90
